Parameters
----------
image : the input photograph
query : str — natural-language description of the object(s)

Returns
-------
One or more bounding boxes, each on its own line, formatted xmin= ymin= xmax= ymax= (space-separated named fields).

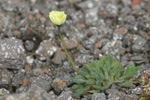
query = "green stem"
xmin=58 ymin=26 xmax=79 ymax=74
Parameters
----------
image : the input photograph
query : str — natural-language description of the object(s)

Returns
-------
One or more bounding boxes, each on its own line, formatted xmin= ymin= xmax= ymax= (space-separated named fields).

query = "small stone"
xmin=52 ymin=51 xmax=66 ymax=64
xmin=53 ymin=78 xmax=67 ymax=93
xmin=122 ymin=0 xmax=132 ymax=6
xmin=133 ymin=35 xmax=147 ymax=47
xmin=106 ymin=89 xmax=139 ymax=100
xmin=61 ymin=39 xmax=78 ymax=50
xmin=139 ymin=30 xmax=150 ymax=40
xmin=26 ymin=56 xmax=34 ymax=65
xmin=0 ymin=88 xmax=10 ymax=97
xmin=76 ymin=23 xmax=85 ymax=29
xmin=2 ymin=91 xmax=55 ymax=100
xmin=121 ymin=61 xmax=128 ymax=67
xmin=30 ymin=76 xmax=52 ymax=92
xmin=92 ymin=93 xmax=106 ymax=100
xmin=25 ymin=66 xmax=32 ymax=72
xmin=132 ymin=44 xmax=143 ymax=53
xmin=131 ymin=87 xmax=143 ymax=95
xmin=35 ymin=39 xmax=57 ymax=60
xmin=0 ymin=69 xmax=13 ymax=86
xmin=24 ymin=40 xmax=35 ymax=51
xmin=148 ymin=31 xmax=150 ymax=35
xmin=57 ymin=91 xmax=74 ymax=100
xmin=131 ymin=35 xmax=147 ymax=52
xmin=131 ymin=56 xmax=144 ymax=61
xmin=85 ymin=8 xmax=98 ymax=26
xmin=76 ymin=1 xmax=95 ymax=10
xmin=21 ymin=79 xmax=29 ymax=87
xmin=95 ymin=41 xmax=102 ymax=48
xmin=114 ymin=27 xmax=128 ymax=35
xmin=12 ymin=69 xmax=26 ymax=87
xmin=13 ymin=30 xmax=21 ymax=38
xmin=36 ymin=13 xmax=41 ymax=20
xmin=0 ymin=37 xmax=25 ymax=69
xmin=29 ymin=84 xmax=47 ymax=93
xmin=106 ymin=4 xmax=118 ymax=16
xmin=131 ymin=56 xmax=145 ymax=64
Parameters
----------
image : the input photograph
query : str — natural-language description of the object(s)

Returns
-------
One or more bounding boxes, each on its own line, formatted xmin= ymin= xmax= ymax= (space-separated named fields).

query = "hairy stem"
xmin=58 ymin=26 xmax=79 ymax=74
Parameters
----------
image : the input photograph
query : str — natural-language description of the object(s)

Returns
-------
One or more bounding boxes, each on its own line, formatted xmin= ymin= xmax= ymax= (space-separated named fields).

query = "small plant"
xmin=72 ymin=55 xmax=140 ymax=98
xmin=139 ymin=73 xmax=150 ymax=100
xmin=49 ymin=11 xmax=79 ymax=74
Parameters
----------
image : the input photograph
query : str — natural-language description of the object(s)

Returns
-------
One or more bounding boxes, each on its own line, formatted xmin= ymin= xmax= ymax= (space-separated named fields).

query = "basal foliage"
xmin=72 ymin=55 xmax=140 ymax=98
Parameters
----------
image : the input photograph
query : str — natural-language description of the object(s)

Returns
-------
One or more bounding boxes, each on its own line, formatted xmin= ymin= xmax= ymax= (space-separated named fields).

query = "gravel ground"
xmin=0 ymin=0 xmax=150 ymax=100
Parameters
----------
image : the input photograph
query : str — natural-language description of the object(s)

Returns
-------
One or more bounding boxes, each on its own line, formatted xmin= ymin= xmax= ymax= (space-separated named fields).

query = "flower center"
xmin=56 ymin=15 xmax=63 ymax=19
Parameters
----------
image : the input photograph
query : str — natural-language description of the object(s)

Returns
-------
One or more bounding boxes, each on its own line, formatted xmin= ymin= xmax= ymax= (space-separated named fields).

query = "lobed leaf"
xmin=73 ymin=75 xmax=86 ymax=83
xmin=79 ymin=66 xmax=90 ymax=75
xmin=118 ymin=81 xmax=132 ymax=87
xmin=73 ymin=85 xmax=91 ymax=98
xmin=88 ymin=90 xmax=100 ymax=93
xmin=120 ymin=66 xmax=139 ymax=79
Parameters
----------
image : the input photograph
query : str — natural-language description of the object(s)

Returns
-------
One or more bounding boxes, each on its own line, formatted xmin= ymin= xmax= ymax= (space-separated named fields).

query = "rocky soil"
xmin=0 ymin=0 xmax=150 ymax=100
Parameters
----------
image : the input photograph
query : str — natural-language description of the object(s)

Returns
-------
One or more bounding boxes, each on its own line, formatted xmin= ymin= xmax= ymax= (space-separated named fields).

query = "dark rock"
xmin=24 ymin=40 xmax=35 ymax=51
xmin=15 ymin=87 xmax=28 ymax=93
xmin=131 ymin=56 xmax=146 ymax=64
xmin=12 ymin=69 xmax=26 ymax=87
xmin=0 ymin=37 xmax=25 ymax=69
xmin=30 ymin=76 xmax=52 ymax=92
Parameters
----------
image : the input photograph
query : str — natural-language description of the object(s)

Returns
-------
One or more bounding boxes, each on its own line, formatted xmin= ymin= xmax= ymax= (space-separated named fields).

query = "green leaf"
xmin=104 ymin=55 xmax=113 ymax=66
xmin=110 ymin=62 xmax=123 ymax=79
xmin=88 ymin=90 xmax=100 ymax=93
xmin=102 ymin=63 xmax=111 ymax=80
xmin=79 ymin=66 xmax=90 ymax=75
xmin=120 ymin=66 xmax=139 ymax=79
xmin=118 ymin=81 xmax=132 ymax=87
xmin=73 ymin=85 xmax=91 ymax=98
xmin=94 ymin=77 xmax=103 ymax=89
xmin=73 ymin=75 xmax=86 ymax=83
xmin=99 ymin=59 xmax=105 ymax=68
xmin=72 ymin=84 xmax=83 ymax=90
xmin=100 ymin=81 xmax=112 ymax=91
xmin=90 ymin=71 xmax=98 ymax=78
xmin=86 ymin=78 xmax=95 ymax=85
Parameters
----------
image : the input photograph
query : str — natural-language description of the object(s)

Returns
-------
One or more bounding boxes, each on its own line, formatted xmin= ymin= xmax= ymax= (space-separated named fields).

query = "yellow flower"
xmin=49 ymin=11 xmax=67 ymax=26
